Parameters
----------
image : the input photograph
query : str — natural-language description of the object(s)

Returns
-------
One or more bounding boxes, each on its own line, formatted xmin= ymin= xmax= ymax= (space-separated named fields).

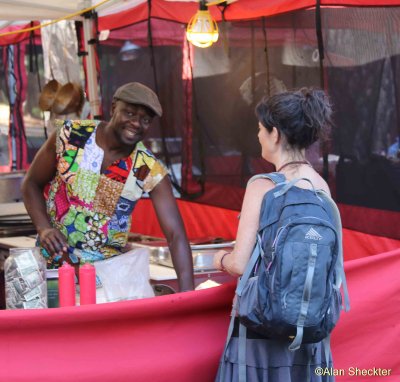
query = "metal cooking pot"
xmin=130 ymin=241 xmax=235 ymax=271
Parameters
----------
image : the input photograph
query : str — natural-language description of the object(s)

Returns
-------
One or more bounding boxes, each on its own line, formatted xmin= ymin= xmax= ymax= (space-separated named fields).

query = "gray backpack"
xmin=220 ymin=173 xmax=350 ymax=382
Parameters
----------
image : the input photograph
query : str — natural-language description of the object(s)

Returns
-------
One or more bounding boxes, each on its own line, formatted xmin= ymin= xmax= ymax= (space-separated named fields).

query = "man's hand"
xmin=38 ymin=227 xmax=68 ymax=260
xmin=121 ymin=242 xmax=135 ymax=253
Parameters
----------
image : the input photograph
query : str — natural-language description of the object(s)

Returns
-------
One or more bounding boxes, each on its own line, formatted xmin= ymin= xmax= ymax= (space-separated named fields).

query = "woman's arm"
xmin=213 ymin=178 xmax=274 ymax=276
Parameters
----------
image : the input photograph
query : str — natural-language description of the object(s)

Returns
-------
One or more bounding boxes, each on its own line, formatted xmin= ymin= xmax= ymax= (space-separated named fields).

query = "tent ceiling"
xmin=2 ymin=0 xmax=400 ymax=24
xmin=2 ymin=0 xmax=400 ymax=32
xmin=0 ymin=0 xmax=199 ymax=22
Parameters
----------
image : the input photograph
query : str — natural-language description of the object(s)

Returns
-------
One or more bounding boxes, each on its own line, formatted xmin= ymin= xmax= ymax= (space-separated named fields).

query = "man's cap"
xmin=113 ymin=82 xmax=162 ymax=117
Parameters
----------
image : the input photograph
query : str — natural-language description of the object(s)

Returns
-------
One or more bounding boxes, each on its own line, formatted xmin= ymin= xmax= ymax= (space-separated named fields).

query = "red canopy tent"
xmin=0 ymin=2 xmax=399 ymax=380
xmin=98 ymin=0 xmax=400 ymax=30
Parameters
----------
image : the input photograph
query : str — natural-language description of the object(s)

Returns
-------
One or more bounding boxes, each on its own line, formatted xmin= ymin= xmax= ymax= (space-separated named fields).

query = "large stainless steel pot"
xmin=130 ymin=241 xmax=235 ymax=272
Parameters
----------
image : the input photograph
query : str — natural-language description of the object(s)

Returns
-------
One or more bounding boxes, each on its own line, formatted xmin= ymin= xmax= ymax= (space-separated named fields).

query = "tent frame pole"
xmin=82 ymin=0 xmax=100 ymax=118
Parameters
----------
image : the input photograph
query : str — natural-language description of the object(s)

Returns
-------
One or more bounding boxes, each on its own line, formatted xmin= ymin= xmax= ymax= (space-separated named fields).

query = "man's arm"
xmin=21 ymin=130 xmax=68 ymax=258
xmin=149 ymin=177 xmax=194 ymax=291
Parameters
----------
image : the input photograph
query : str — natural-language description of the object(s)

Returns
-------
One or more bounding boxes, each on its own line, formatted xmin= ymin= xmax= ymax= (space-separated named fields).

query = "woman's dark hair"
xmin=255 ymin=88 xmax=332 ymax=150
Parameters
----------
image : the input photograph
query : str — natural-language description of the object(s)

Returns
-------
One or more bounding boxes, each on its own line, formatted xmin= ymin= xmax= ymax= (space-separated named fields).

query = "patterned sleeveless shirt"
xmin=43 ymin=119 xmax=168 ymax=266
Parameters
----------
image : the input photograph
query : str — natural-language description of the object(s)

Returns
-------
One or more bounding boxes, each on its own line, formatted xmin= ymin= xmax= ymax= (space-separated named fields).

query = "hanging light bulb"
xmin=186 ymin=1 xmax=219 ymax=48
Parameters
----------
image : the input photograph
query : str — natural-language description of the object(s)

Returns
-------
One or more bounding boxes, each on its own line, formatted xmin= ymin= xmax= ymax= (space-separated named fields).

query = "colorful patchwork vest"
xmin=44 ymin=119 xmax=168 ymax=266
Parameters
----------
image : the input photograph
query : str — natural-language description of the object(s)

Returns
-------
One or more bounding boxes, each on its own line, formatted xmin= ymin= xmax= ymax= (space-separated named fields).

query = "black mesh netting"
xmin=97 ymin=7 xmax=399 ymax=212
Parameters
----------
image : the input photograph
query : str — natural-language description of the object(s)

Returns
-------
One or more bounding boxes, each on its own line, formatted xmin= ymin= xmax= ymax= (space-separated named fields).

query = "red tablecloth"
xmin=1 ymin=242 xmax=399 ymax=381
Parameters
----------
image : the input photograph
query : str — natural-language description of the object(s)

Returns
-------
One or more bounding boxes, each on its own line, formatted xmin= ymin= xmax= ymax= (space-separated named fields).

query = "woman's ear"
xmin=271 ymin=126 xmax=280 ymax=144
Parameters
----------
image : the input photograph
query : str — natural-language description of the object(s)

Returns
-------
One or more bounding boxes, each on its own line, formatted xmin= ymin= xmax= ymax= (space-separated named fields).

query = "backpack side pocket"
xmin=323 ymin=284 xmax=342 ymax=334
xmin=238 ymin=276 xmax=262 ymax=326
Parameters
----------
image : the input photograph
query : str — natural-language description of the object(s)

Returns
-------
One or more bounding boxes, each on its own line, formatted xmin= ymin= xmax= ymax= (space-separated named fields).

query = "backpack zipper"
xmin=282 ymin=291 xmax=288 ymax=309
xmin=270 ymin=225 xmax=287 ymax=258
xmin=266 ymin=226 xmax=286 ymax=272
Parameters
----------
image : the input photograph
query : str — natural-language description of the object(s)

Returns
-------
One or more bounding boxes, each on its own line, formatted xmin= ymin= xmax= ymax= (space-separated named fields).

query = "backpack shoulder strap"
xmin=317 ymin=190 xmax=350 ymax=312
xmin=247 ymin=172 xmax=286 ymax=186
xmin=273 ymin=177 xmax=319 ymax=198
xmin=236 ymin=238 xmax=262 ymax=296
xmin=219 ymin=242 xmax=262 ymax=382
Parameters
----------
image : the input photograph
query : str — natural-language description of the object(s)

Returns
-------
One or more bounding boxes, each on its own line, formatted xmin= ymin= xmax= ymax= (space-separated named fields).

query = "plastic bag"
xmin=5 ymin=247 xmax=47 ymax=309
xmin=93 ymin=248 xmax=154 ymax=303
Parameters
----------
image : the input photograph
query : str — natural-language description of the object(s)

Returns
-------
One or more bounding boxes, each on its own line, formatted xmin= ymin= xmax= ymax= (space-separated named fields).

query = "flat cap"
xmin=113 ymin=82 xmax=162 ymax=117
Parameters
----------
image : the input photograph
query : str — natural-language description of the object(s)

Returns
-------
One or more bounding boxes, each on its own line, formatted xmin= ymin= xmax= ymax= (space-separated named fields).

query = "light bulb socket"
xmin=199 ymin=0 xmax=207 ymax=11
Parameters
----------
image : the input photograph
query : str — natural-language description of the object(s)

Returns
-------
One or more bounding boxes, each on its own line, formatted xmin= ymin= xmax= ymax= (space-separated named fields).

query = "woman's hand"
xmin=38 ymin=227 xmax=68 ymax=260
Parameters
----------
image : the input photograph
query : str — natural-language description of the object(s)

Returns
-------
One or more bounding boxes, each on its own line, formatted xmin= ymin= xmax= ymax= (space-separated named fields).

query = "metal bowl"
xmin=130 ymin=241 xmax=234 ymax=272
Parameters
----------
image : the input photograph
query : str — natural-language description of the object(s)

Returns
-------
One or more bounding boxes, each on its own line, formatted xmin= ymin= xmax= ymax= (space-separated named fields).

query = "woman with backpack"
xmin=213 ymin=88 xmax=339 ymax=382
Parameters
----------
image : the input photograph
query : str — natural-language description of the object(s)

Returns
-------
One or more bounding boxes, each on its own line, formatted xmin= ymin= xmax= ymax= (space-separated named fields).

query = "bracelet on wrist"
xmin=220 ymin=252 xmax=230 ymax=271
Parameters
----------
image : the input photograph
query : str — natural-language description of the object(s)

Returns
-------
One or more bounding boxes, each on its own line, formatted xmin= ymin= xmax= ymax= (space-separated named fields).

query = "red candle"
xmin=58 ymin=263 xmax=76 ymax=307
xmin=79 ymin=264 xmax=96 ymax=305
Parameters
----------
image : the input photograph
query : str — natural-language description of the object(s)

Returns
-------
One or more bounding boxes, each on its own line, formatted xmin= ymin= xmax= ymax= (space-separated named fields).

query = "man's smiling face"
xmin=110 ymin=100 xmax=154 ymax=147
